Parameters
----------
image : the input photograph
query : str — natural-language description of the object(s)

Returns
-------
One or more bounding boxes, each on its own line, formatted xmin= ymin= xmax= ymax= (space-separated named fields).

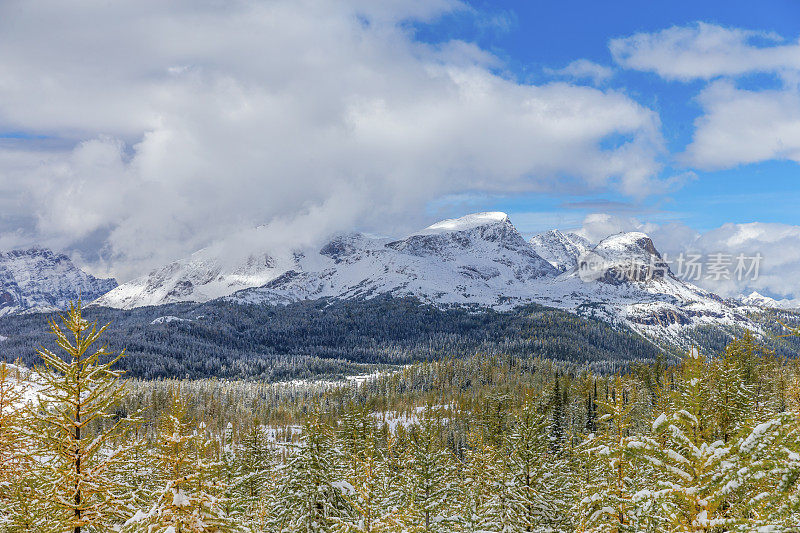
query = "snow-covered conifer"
xmin=33 ymin=302 xmax=140 ymax=532
xmin=124 ymin=393 xmax=237 ymax=532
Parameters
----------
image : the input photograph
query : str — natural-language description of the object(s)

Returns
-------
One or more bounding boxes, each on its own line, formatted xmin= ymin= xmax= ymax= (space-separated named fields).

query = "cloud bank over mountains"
xmin=0 ymin=0 xmax=662 ymax=280
xmin=0 ymin=4 xmax=798 ymax=298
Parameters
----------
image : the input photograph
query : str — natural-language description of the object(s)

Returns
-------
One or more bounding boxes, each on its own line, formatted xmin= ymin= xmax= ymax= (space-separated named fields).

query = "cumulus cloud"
xmin=544 ymin=59 xmax=613 ymax=85
xmin=611 ymin=22 xmax=800 ymax=172
xmin=610 ymin=22 xmax=800 ymax=81
xmin=576 ymin=213 xmax=800 ymax=300
xmin=0 ymin=0 xmax=667 ymax=280
xmin=690 ymin=222 xmax=800 ymax=298
xmin=683 ymin=81 xmax=800 ymax=169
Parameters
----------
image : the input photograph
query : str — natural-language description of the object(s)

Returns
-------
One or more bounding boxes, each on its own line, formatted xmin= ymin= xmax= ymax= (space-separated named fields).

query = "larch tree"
xmin=576 ymin=378 xmax=643 ymax=533
xmin=476 ymin=432 xmax=518 ymax=532
xmin=456 ymin=433 xmax=495 ymax=533
xmin=0 ymin=361 xmax=43 ymax=531
xmin=124 ymin=392 xmax=237 ymax=532
xmin=229 ymin=424 xmax=276 ymax=524
xmin=274 ymin=410 xmax=343 ymax=532
xmin=331 ymin=404 xmax=399 ymax=533
xmin=33 ymin=301 xmax=139 ymax=532
xmin=506 ymin=396 xmax=573 ymax=532
xmin=399 ymin=409 xmax=456 ymax=532
xmin=631 ymin=346 xmax=800 ymax=531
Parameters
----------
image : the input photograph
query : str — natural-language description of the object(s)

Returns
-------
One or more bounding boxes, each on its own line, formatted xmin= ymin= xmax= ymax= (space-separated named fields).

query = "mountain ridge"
xmin=0 ymin=248 xmax=117 ymax=316
xmin=1 ymin=213 xmax=779 ymax=343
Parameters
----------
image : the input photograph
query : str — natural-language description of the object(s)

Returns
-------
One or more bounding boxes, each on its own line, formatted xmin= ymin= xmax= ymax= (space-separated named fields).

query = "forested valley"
xmin=3 ymin=302 xmax=800 ymax=531
xmin=0 ymin=297 xmax=674 ymax=380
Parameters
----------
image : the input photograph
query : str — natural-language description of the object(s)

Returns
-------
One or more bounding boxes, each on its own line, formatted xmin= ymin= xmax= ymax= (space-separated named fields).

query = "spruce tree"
xmin=550 ymin=377 xmax=565 ymax=452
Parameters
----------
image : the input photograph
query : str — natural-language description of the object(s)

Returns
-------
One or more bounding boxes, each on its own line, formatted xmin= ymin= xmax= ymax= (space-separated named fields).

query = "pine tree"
xmin=33 ymin=301 xmax=140 ymax=532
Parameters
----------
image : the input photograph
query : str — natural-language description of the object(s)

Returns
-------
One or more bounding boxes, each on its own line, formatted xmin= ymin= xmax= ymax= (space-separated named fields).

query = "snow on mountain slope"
xmin=233 ymin=212 xmax=558 ymax=308
xmin=420 ymin=211 xmax=511 ymax=234
xmin=92 ymin=211 xmax=755 ymax=340
xmin=529 ymin=229 xmax=591 ymax=273
xmin=92 ymin=247 xmax=294 ymax=309
xmin=0 ymin=249 xmax=117 ymax=316
xmin=532 ymin=232 xmax=750 ymax=339
xmin=738 ymin=291 xmax=800 ymax=310
xmin=232 ymin=222 xmax=753 ymax=339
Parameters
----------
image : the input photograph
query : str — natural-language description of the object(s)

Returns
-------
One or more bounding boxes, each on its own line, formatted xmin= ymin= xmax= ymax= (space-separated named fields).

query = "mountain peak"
xmin=0 ymin=248 xmax=117 ymax=316
xmin=421 ymin=212 xmax=509 ymax=235
xmin=530 ymin=229 xmax=590 ymax=273
xmin=739 ymin=291 xmax=799 ymax=310
xmin=585 ymin=231 xmax=671 ymax=284
xmin=596 ymin=232 xmax=660 ymax=257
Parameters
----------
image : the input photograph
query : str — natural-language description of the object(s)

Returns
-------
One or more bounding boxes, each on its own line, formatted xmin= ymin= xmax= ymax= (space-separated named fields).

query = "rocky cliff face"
xmin=0 ymin=248 xmax=117 ymax=316
xmin=91 ymin=212 xmax=754 ymax=340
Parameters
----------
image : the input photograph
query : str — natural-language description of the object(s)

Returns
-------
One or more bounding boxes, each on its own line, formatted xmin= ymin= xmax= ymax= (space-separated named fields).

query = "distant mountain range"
xmin=1 ymin=213 xmax=794 ymax=340
xmin=738 ymin=291 xmax=800 ymax=310
xmin=0 ymin=249 xmax=117 ymax=317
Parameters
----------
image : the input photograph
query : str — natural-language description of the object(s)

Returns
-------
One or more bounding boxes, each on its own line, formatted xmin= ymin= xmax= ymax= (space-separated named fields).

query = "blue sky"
xmin=414 ymin=0 xmax=800 ymax=235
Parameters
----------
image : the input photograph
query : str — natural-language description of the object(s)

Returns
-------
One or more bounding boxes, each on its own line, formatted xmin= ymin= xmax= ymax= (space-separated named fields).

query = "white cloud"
xmin=611 ymin=22 xmax=800 ymax=81
xmin=683 ymin=81 xmax=800 ymax=169
xmin=690 ymin=223 xmax=800 ymax=299
xmin=545 ymin=59 xmax=613 ymax=85
xmin=611 ymin=22 xmax=800 ymax=171
xmin=0 ymin=0 xmax=666 ymax=280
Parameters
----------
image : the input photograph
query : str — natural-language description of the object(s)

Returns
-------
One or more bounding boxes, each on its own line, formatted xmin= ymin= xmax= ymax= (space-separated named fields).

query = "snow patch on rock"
xmin=150 ymin=316 xmax=192 ymax=325
xmin=0 ymin=248 xmax=117 ymax=316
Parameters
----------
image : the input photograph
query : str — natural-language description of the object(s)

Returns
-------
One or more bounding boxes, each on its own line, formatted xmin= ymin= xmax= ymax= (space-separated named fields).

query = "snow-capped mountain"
xmin=227 ymin=213 xmax=749 ymax=337
xmin=738 ymin=291 xmax=800 ymax=310
xmin=92 ymin=247 xmax=294 ymax=309
xmin=94 ymin=211 xmax=754 ymax=338
xmin=534 ymin=232 xmax=745 ymax=336
xmin=529 ymin=229 xmax=591 ymax=273
xmin=0 ymin=249 xmax=117 ymax=316
xmin=233 ymin=212 xmax=557 ymax=307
